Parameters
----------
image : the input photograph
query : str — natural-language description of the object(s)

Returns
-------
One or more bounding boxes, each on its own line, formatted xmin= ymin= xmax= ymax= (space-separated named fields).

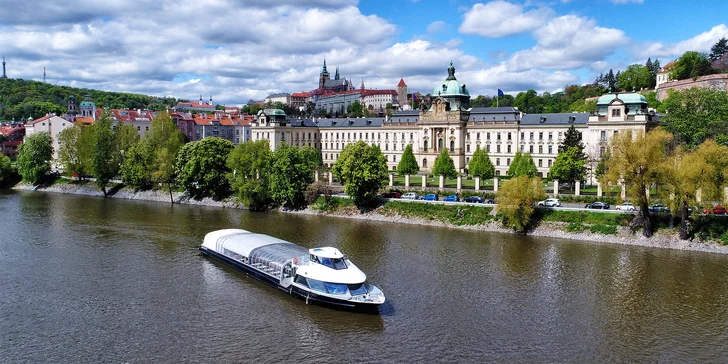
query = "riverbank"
xmin=11 ymin=181 xmax=728 ymax=255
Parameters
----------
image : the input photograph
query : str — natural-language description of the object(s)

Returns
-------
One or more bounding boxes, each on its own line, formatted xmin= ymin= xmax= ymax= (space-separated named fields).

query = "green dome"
xmin=260 ymin=108 xmax=286 ymax=116
xmin=433 ymin=62 xmax=469 ymax=97
xmin=80 ymin=101 xmax=96 ymax=107
xmin=597 ymin=93 xmax=647 ymax=105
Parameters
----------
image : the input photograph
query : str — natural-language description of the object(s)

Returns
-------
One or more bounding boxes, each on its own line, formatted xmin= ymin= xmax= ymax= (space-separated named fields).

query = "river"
xmin=2 ymin=190 xmax=728 ymax=363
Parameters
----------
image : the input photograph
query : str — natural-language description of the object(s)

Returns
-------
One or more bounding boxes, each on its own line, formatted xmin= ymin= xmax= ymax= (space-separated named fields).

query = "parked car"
xmin=381 ymin=192 xmax=402 ymax=199
xmin=708 ymin=205 xmax=727 ymax=215
xmin=422 ymin=194 xmax=439 ymax=201
xmin=463 ymin=196 xmax=484 ymax=203
xmin=402 ymin=192 xmax=419 ymax=200
xmin=585 ymin=202 xmax=610 ymax=209
xmin=648 ymin=204 xmax=670 ymax=214
xmin=485 ymin=198 xmax=495 ymax=204
xmin=537 ymin=198 xmax=561 ymax=207
xmin=443 ymin=194 xmax=459 ymax=202
xmin=616 ymin=202 xmax=636 ymax=211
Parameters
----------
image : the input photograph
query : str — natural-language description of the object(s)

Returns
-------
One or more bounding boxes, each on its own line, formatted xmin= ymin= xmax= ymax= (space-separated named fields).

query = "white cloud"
xmin=459 ymin=1 xmax=553 ymax=38
xmin=507 ymin=15 xmax=629 ymax=71
xmin=427 ymin=21 xmax=447 ymax=34
xmin=636 ymin=24 xmax=728 ymax=59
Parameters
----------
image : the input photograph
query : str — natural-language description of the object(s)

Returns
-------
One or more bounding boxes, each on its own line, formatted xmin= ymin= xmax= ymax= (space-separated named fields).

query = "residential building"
xmin=173 ymin=96 xmax=216 ymax=112
xmin=0 ymin=123 xmax=24 ymax=158
xmin=264 ymin=93 xmax=291 ymax=105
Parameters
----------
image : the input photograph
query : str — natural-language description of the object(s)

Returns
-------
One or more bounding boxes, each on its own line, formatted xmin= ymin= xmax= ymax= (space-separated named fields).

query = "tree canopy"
xmin=496 ymin=176 xmax=546 ymax=233
xmin=227 ymin=140 xmax=272 ymax=210
xmin=432 ymin=149 xmax=457 ymax=179
xmin=467 ymin=146 xmax=494 ymax=179
xmin=397 ymin=144 xmax=419 ymax=175
xmin=670 ymin=51 xmax=714 ymax=80
xmin=507 ymin=152 xmax=538 ymax=178
xmin=549 ymin=147 xmax=586 ymax=184
xmin=16 ymin=132 xmax=53 ymax=184
xmin=57 ymin=122 xmax=93 ymax=178
xmin=269 ymin=144 xmax=320 ymax=208
xmin=176 ymin=137 xmax=234 ymax=199
xmin=661 ymin=87 xmax=728 ymax=147
xmin=0 ymin=153 xmax=18 ymax=188
xmin=332 ymin=141 xmax=388 ymax=207
xmin=91 ymin=114 xmax=120 ymax=197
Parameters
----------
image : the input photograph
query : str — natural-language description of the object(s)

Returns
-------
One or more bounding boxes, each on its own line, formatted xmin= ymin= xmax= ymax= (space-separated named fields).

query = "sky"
xmin=1 ymin=0 xmax=727 ymax=106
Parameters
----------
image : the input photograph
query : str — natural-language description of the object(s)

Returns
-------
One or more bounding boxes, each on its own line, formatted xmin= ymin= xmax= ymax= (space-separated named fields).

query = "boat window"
xmin=347 ymin=283 xmax=369 ymax=296
xmin=306 ymin=277 xmax=328 ymax=293
xmin=295 ymin=275 xmax=308 ymax=287
xmin=315 ymin=256 xmax=348 ymax=270
xmin=323 ymin=282 xmax=349 ymax=295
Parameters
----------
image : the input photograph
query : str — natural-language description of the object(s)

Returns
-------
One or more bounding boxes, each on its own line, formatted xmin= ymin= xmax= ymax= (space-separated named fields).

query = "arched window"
xmin=424 ymin=140 xmax=428 ymax=152
xmin=438 ymin=139 xmax=444 ymax=150
xmin=423 ymin=158 xmax=428 ymax=168
xmin=450 ymin=140 xmax=455 ymax=152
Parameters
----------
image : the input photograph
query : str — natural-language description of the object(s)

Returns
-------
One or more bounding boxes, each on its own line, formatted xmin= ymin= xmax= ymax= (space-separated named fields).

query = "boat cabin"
xmin=309 ymin=247 xmax=348 ymax=270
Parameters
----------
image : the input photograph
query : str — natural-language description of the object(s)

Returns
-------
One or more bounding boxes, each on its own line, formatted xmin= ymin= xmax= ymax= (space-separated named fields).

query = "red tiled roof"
xmin=75 ymin=117 xmax=95 ymax=125
xmin=291 ymin=92 xmax=310 ymax=98
xmin=659 ymin=60 xmax=677 ymax=73
xmin=25 ymin=114 xmax=54 ymax=125
xmin=397 ymin=78 xmax=407 ymax=87
xmin=361 ymin=90 xmax=398 ymax=96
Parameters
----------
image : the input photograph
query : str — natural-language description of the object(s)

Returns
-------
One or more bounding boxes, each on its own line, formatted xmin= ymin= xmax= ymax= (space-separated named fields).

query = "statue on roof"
xmin=446 ymin=61 xmax=457 ymax=81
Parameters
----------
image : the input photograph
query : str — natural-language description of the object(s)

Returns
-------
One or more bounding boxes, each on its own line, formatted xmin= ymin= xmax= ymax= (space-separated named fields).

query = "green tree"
xmin=91 ymin=114 xmax=120 ymax=197
xmin=57 ymin=123 xmax=93 ymax=178
xmin=120 ymin=141 xmax=153 ymax=189
xmin=397 ymin=144 xmax=419 ymax=176
xmin=176 ymin=137 xmax=234 ymax=199
xmin=709 ymin=37 xmax=728 ymax=61
xmin=467 ymin=146 xmax=495 ymax=179
xmin=558 ymin=125 xmax=586 ymax=158
xmin=549 ymin=147 xmax=586 ymax=184
xmin=604 ymin=129 xmax=673 ymax=237
xmin=507 ymin=152 xmax=538 ymax=178
xmin=332 ymin=141 xmax=388 ymax=207
xmin=617 ymin=64 xmax=651 ymax=91
xmin=16 ymin=132 xmax=53 ymax=184
xmin=347 ymin=101 xmax=364 ymax=117
xmin=595 ymin=150 xmax=610 ymax=180
xmin=496 ymin=176 xmax=546 ymax=233
xmin=432 ymin=148 xmax=457 ymax=179
xmin=661 ymin=87 xmax=728 ymax=147
xmin=0 ymin=153 xmax=18 ymax=188
xmin=567 ymin=99 xmax=597 ymax=113
xmin=644 ymin=91 xmax=661 ymax=110
xmin=670 ymin=51 xmax=714 ymax=80
xmin=148 ymin=112 xmax=184 ymax=203
xmin=663 ymin=140 xmax=728 ymax=239
xmin=269 ymin=144 xmax=320 ymax=208
xmin=115 ymin=122 xmax=140 ymax=166
xmin=227 ymin=140 xmax=272 ymax=210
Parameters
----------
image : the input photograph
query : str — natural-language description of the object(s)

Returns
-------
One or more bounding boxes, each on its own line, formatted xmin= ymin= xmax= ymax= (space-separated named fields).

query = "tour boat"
xmin=200 ymin=229 xmax=385 ymax=310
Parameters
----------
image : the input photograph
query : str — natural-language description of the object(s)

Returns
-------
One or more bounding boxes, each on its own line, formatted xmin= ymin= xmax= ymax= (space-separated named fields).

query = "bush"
xmin=380 ymin=201 xmax=494 ymax=226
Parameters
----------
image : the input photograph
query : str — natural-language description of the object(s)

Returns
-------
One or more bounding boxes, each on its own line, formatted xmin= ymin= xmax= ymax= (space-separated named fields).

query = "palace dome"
xmin=432 ymin=62 xmax=470 ymax=97
xmin=597 ymin=93 xmax=647 ymax=105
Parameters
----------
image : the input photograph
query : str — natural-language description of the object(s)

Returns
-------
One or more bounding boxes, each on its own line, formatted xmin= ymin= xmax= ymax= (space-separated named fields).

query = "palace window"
xmin=496 ymin=158 xmax=500 ymax=166
xmin=467 ymin=144 xmax=470 ymax=153
xmin=450 ymin=141 xmax=455 ymax=152
xmin=539 ymin=145 xmax=543 ymax=154
xmin=497 ymin=132 xmax=501 ymax=140
xmin=539 ymin=132 xmax=543 ymax=140
xmin=538 ymin=159 xmax=543 ymax=167
xmin=548 ymin=145 xmax=553 ymax=154
xmin=530 ymin=132 xmax=534 ymax=141
xmin=600 ymin=130 xmax=607 ymax=141
xmin=520 ymin=145 xmax=524 ymax=152
xmin=548 ymin=132 xmax=552 ymax=141
xmin=477 ymin=132 xmax=481 ymax=140
xmin=486 ymin=145 xmax=491 ymax=152
xmin=497 ymin=145 xmax=501 ymax=153
xmin=424 ymin=140 xmax=428 ymax=152
xmin=529 ymin=145 xmax=534 ymax=153
xmin=507 ymin=158 xmax=511 ymax=166
xmin=612 ymin=109 xmax=621 ymax=117
xmin=508 ymin=132 xmax=512 ymax=141
xmin=507 ymin=145 xmax=511 ymax=153
xmin=548 ymin=160 xmax=552 ymax=167
xmin=486 ymin=132 xmax=490 ymax=140
xmin=521 ymin=132 xmax=524 ymax=140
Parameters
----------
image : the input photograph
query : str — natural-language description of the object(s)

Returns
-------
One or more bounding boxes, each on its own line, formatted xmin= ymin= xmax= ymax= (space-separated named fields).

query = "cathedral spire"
xmin=335 ymin=66 xmax=340 ymax=80
xmin=360 ymin=78 xmax=365 ymax=90
xmin=321 ymin=59 xmax=329 ymax=77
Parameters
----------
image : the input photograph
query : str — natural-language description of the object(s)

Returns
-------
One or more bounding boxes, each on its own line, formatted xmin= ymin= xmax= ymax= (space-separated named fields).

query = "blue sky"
xmin=0 ymin=0 xmax=726 ymax=104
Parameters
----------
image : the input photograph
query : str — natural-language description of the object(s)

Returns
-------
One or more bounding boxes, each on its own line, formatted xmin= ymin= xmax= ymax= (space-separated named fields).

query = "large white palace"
xmin=251 ymin=63 xmax=659 ymax=179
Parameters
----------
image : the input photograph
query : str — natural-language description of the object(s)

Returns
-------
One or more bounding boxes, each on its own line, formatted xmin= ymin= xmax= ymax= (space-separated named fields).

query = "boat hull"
xmin=200 ymin=246 xmax=382 ymax=312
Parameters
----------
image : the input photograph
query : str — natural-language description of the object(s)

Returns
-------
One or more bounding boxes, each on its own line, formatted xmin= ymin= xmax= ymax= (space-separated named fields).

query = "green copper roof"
xmin=597 ymin=93 xmax=647 ymax=105
xmin=80 ymin=101 xmax=96 ymax=107
xmin=432 ymin=62 xmax=469 ymax=97
xmin=258 ymin=108 xmax=286 ymax=116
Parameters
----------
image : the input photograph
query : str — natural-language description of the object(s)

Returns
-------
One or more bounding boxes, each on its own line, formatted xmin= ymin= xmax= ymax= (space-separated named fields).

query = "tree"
xmin=332 ymin=141 xmax=388 ymax=207
xmin=709 ymin=37 xmax=728 ymax=61
xmin=670 ymin=51 xmax=714 ymax=80
xmin=397 ymin=144 xmax=419 ymax=176
xmin=604 ymin=129 xmax=673 ymax=237
xmin=16 ymin=132 xmax=53 ymax=184
xmin=661 ymin=87 xmax=728 ymax=147
xmin=595 ymin=150 xmax=610 ymax=180
xmin=148 ymin=112 xmax=184 ymax=203
xmin=227 ymin=140 xmax=272 ymax=210
xmin=496 ymin=176 xmax=546 ymax=233
xmin=176 ymin=137 xmax=234 ymax=199
xmin=347 ymin=101 xmax=364 ymax=117
xmin=57 ymin=123 xmax=93 ymax=178
xmin=269 ymin=144 xmax=320 ymax=208
xmin=558 ymin=125 xmax=586 ymax=158
xmin=471 ymin=95 xmax=493 ymax=108
xmin=507 ymin=152 xmax=538 ymax=178
xmin=549 ymin=147 xmax=586 ymax=184
xmin=617 ymin=64 xmax=651 ymax=91
xmin=644 ymin=91 xmax=661 ymax=110
xmin=115 ymin=122 xmax=140 ymax=166
xmin=606 ymin=69 xmax=618 ymax=91
xmin=468 ymin=146 xmax=495 ymax=179
xmin=0 ymin=153 xmax=18 ymax=188
xmin=663 ymin=140 xmax=728 ymax=239
xmin=91 ymin=114 xmax=120 ymax=197
xmin=432 ymin=149 xmax=457 ymax=179
xmin=120 ymin=141 xmax=153 ymax=189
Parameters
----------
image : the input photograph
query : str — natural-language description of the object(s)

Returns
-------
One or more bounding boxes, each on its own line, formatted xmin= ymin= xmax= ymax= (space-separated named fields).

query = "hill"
xmin=0 ymin=78 xmax=178 ymax=121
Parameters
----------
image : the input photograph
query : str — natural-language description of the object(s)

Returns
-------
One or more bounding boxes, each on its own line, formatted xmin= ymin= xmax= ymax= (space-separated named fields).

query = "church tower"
xmin=335 ymin=67 xmax=340 ymax=80
xmin=360 ymin=79 xmax=365 ymax=90
xmin=1 ymin=57 xmax=7 ymax=79
xmin=319 ymin=59 xmax=330 ymax=90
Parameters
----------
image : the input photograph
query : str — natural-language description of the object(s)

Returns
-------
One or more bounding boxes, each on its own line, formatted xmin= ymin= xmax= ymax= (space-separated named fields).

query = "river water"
xmin=2 ymin=190 xmax=728 ymax=363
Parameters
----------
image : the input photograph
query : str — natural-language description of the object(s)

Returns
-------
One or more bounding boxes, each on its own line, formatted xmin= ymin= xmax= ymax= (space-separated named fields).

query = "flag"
xmin=412 ymin=93 xmax=417 ymax=100
xmin=497 ymin=89 xmax=505 ymax=97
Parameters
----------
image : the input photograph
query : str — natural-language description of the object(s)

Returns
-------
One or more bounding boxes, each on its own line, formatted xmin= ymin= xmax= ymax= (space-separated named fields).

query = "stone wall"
xmin=657 ymin=74 xmax=728 ymax=101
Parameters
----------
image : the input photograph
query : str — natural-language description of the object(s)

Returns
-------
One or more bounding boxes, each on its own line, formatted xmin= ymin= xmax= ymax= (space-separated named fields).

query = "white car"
xmin=402 ymin=192 xmax=419 ymax=200
xmin=537 ymin=198 xmax=561 ymax=207
xmin=616 ymin=202 xmax=636 ymax=211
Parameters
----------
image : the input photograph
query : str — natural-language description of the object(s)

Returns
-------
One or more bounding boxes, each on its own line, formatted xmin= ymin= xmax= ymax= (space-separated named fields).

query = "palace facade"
xmin=251 ymin=63 xmax=659 ymax=179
